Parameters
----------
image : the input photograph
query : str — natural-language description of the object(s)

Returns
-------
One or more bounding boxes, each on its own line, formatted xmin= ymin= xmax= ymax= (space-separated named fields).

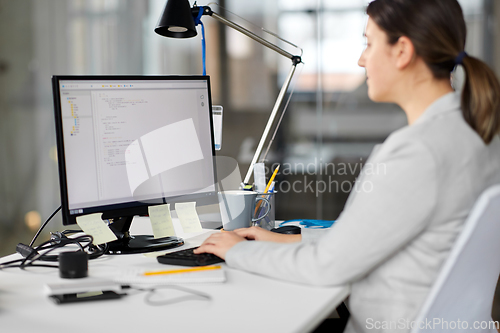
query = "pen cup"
xmin=253 ymin=191 xmax=276 ymax=230
xmin=218 ymin=191 xmax=271 ymax=231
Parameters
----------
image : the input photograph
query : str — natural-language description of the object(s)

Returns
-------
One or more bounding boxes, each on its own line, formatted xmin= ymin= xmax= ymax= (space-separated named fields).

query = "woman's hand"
xmin=234 ymin=226 xmax=301 ymax=243
xmin=193 ymin=231 xmax=246 ymax=260
xmin=194 ymin=227 xmax=302 ymax=259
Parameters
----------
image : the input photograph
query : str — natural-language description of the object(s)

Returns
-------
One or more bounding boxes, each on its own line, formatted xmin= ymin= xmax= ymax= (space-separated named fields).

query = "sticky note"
xmin=76 ymin=213 xmax=117 ymax=245
xmin=175 ymin=202 xmax=203 ymax=233
xmin=148 ymin=204 xmax=176 ymax=239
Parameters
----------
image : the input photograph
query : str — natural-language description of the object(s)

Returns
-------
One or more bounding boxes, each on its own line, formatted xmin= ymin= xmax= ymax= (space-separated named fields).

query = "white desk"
xmin=0 ymin=223 xmax=350 ymax=333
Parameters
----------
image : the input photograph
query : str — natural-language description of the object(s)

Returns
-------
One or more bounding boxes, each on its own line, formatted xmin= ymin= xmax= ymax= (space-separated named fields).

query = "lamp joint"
xmin=292 ymin=56 xmax=302 ymax=65
xmin=192 ymin=5 xmax=212 ymax=17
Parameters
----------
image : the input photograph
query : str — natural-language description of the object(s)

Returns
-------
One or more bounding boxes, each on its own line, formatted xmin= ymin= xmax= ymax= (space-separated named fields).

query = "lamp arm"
xmin=211 ymin=13 xmax=298 ymax=62
xmin=195 ymin=6 xmax=301 ymax=185
xmin=197 ymin=6 xmax=302 ymax=65
xmin=243 ymin=64 xmax=297 ymax=184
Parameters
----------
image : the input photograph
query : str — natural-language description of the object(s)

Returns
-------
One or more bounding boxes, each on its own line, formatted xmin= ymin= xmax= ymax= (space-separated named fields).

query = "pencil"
xmin=264 ymin=165 xmax=280 ymax=194
xmin=143 ymin=265 xmax=222 ymax=276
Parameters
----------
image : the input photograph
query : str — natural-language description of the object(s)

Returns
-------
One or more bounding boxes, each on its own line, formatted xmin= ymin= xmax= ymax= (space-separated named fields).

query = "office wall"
xmin=0 ymin=0 xmax=38 ymax=254
xmin=0 ymin=0 xmax=150 ymax=254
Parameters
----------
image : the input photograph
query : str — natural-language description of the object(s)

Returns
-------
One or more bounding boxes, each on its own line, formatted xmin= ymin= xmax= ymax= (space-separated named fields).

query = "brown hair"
xmin=367 ymin=0 xmax=500 ymax=144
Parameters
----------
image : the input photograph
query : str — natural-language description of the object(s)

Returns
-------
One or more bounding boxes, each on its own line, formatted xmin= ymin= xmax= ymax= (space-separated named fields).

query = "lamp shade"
xmin=155 ymin=0 xmax=197 ymax=38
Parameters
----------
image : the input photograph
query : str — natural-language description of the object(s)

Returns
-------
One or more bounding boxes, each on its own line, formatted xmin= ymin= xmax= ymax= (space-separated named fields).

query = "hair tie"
xmin=455 ymin=51 xmax=468 ymax=65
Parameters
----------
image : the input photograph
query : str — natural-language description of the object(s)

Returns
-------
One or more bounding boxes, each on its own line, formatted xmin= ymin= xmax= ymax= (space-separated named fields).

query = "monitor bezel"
xmin=52 ymin=75 xmax=218 ymax=226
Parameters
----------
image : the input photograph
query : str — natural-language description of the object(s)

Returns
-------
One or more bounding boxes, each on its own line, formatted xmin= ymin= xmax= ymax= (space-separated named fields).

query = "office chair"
xmin=411 ymin=184 xmax=500 ymax=333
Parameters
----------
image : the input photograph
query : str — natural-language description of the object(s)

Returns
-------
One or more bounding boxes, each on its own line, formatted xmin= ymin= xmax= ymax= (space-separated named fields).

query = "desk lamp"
xmin=155 ymin=0 xmax=302 ymax=186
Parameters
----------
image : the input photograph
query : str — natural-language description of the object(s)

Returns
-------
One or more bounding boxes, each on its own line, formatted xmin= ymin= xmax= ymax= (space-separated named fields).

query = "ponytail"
xmin=460 ymin=55 xmax=500 ymax=144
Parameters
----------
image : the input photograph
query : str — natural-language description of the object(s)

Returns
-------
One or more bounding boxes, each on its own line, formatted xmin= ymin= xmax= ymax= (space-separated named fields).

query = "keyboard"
xmin=157 ymin=247 xmax=225 ymax=267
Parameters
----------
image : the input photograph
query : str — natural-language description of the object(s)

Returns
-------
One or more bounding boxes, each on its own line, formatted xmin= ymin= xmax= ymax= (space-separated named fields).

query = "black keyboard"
xmin=157 ymin=247 xmax=225 ymax=267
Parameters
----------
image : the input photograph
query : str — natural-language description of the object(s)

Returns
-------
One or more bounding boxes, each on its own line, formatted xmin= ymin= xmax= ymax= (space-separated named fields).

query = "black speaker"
xmin=58 ymin=251 xmax=88 ymax=279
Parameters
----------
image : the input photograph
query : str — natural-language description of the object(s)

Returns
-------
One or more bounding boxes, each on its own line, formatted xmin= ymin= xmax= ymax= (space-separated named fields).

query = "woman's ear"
xmin=394 ymin=36 xmax=415 ymax=70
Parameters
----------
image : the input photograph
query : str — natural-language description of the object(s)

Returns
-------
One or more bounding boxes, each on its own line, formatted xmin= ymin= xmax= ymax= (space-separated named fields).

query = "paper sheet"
xmin=148 ymin=204 xmax=176 ymax=238
xmin=175 ymin=202 xmax=203 ymax=233
xmin=76 ymin=213 xmax=117 ymax=245
xmin=253 ymin=162 xmax=267 ymax=193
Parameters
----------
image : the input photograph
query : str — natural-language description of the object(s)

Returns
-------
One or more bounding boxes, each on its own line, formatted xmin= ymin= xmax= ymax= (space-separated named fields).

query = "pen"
xmin=143 ymin=265 xmax=222 ymax=276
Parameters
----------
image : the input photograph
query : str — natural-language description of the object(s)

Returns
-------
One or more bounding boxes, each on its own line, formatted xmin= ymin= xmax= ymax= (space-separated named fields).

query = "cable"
xmin=0 ymin=255 xmax=56 ymax=270
xmin=13 ymin=231 xmax=105 ymax=270
xmin=193 ymin=6 xmax=207 ymax=75
xmin=5 ymin=232 xmax=102 ymax=271
xmin=14 ymin=206 xmax=106 ymax=268
xmin=0 ymin=263 xmax=58 ymax=270
xmin=0 ymin=258 xmax=27 ymax=268
xmin=29 ymin=206 xmax=61 ymax=247
xmin=18 ymin=235 xmax=94 ymax=269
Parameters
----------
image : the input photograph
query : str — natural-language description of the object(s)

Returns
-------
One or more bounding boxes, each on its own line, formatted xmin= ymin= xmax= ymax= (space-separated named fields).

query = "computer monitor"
xmin=52 ymin=75 xmax=218 ymax=254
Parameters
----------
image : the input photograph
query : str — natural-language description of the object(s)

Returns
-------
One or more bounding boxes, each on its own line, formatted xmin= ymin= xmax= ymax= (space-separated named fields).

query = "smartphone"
xmin=49 ymin=290 xmax=124 ymax=304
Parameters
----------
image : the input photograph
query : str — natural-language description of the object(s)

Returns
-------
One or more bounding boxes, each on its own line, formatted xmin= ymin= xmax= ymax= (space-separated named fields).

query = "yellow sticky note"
xmin=148 ymin=204 xmax=175 ymax=239
xmin=76 ymin=213 xmax=117 ymax=245
xmin=175 ymin=202 xmax=203 ymax=233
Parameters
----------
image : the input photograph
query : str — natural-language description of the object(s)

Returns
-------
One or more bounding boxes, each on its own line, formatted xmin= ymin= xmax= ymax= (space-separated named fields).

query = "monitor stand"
xmin=105 ymin=216 xmax=184 ymax=254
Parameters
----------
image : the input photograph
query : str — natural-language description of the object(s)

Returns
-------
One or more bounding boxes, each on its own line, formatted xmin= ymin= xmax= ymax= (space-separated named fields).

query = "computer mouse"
xmin=270 ymin=225 xmax=301 ymax=234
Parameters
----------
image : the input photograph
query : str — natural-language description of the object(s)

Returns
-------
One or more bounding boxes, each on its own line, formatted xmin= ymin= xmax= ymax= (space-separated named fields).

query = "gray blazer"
xmin=225 ymin=93 xmax=500 ymax=333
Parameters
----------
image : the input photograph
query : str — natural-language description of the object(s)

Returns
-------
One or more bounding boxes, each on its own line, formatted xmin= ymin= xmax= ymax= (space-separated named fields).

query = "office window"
xmin=65 ymin=0 xmax=146 ymax=75
xmin=277 ymin=0 xmax=485 ymax=93
xmin=278 ymin=0 xmax=369 ymax=92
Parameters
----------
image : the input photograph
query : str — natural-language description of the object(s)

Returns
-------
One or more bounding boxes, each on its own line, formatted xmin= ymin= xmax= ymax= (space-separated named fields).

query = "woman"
xmin=195 ymin=0 xmax=500 ymax=331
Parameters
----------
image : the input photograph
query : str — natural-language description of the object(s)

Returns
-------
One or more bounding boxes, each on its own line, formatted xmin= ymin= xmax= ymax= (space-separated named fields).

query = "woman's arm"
xmin=198 ymin=138 xmax=438 ymax=286
xmin=222 ymin=139 xmax=438 ymax=286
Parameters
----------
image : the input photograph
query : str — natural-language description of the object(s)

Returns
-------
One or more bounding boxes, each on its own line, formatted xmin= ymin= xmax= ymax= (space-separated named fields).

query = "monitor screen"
xmin=52 ymin=76 xmax=217 ymax=235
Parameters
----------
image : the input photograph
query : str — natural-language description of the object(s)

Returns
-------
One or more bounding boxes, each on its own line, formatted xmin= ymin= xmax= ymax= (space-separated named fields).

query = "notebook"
xmin=112 ymin=266 xmax=226 ymax=286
